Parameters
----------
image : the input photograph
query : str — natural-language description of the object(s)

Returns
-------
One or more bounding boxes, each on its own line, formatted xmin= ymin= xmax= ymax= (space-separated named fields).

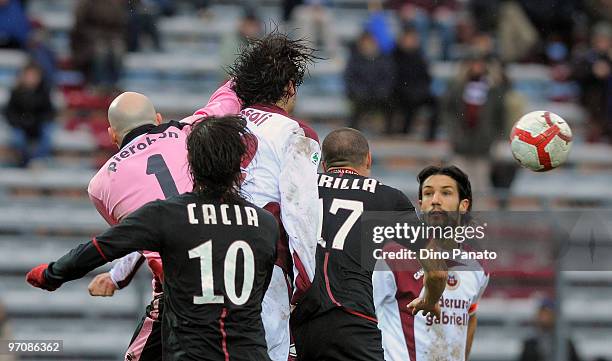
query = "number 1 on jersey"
xmin=146 ymin=154 xmax=179 ymax=198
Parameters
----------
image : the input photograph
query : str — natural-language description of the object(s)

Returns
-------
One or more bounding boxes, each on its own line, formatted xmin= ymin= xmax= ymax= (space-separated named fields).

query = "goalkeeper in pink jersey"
xmin=85 ymin=82 xmax=241 ymax=361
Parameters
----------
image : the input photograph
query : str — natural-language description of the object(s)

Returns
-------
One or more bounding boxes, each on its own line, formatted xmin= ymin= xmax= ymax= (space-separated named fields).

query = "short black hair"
xmin=417 ymin=165 xmax=473 ymax=211
xmin=322 ymin=127 xmax=369 ymax=169
xmin=227 ymin=32 xmax=318 ymax=107
xmin=186 ymin=116 xmax=254 ymax=204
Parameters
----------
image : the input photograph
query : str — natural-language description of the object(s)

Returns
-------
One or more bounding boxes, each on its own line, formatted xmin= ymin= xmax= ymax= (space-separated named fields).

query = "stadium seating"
xmin=11 ymin=318 xmax=135 ymax=359
xmin=1 ymin=1 xmax=611 ymax=360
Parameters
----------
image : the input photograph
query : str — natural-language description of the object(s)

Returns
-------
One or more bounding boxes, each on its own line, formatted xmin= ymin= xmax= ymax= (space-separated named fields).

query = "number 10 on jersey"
xmin=188 ymin=240 xmax=255 ymax=306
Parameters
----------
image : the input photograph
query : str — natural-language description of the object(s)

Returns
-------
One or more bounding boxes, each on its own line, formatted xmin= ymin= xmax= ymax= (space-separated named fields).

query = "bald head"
xmin=108 ymin=92 xmax=157 ymax=140
xmin=322 ymin=127 xmax=370 ymax=169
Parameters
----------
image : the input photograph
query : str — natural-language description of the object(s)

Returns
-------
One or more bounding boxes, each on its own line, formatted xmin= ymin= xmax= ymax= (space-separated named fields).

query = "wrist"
xmin=41 ymin=265 xmax=62 ymax=291
xmin=108 ymin=272 xmax=120 ymax=289
xmin=422 ymin=289 xmax=441 ymax=306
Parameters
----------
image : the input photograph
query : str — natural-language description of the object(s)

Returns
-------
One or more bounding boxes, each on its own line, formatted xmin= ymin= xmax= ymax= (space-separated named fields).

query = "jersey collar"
xmin=249 ymin=103 xmax=290 ymax=117
xmin=328 ymin=168 xmax=361 ymax=176
xmin=120 ymin=123 xmax=157 ymax=149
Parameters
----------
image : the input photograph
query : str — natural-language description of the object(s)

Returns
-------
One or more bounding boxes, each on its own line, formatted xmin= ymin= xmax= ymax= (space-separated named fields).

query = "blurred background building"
xmin=0 ymin=0 xmax=611 ymax=360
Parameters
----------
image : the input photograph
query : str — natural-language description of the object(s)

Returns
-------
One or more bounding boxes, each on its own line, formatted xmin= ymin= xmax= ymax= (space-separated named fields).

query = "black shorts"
xmin=293 ymin=308 xmax=384 ymax=361
xmin=125 ymin=295 xmax=163 ymax=361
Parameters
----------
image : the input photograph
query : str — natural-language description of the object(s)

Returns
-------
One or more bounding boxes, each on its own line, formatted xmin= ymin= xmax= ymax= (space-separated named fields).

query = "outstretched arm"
xmin=180 ymin=80 xmax=243 ymax=128
xmin=88 ymin=176 xmax=148 ymax=295
xmin=27 ymin=202 xmax=163 ymax=291
xmin=88 ymin=252 xmax=146 ymax=296
xmin=410 ymin=239 xmax=448 ymax=318
xmin=392 ymin=192 xmax=447 ymax=318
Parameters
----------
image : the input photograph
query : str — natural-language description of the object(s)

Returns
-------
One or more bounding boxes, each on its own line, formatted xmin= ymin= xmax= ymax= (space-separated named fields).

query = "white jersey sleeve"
xmin=278 ymin=129 xmax=321 ymax=301
xmin=108 ymin=252 xmax=146 ymax=288
xmin=469 ymin=272 xmax=490 ymax=315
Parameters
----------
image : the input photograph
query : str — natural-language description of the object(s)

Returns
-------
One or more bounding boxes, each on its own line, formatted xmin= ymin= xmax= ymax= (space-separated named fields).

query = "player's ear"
xmin=108 ymin=127 xmax=119 ymax=148
xmin=156 ymin=113 xmax=163 ymax=125
xmin=286 ymin=81 xmax=296 ymax=98
xmin=366 ymin=152 xmax=372 ymax=170
xmin=459 ymin=198 xmax=470 ymax=213
xmin=322 ymin=160 xmax=328 ymax=172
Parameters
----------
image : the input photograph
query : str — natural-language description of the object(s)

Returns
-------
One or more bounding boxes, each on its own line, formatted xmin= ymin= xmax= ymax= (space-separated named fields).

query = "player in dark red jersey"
xmin=26 ymin=116 xmax=279 ymax=361
xmin=291 ymin=128 xmax=447 ymax=361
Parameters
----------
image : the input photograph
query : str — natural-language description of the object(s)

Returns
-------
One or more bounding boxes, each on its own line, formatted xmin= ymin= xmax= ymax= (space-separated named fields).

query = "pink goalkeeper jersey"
xmin=87 ymin=81 xmax=241 ymax=292
xmin=373 ymin=242 xmax=489 ymax=361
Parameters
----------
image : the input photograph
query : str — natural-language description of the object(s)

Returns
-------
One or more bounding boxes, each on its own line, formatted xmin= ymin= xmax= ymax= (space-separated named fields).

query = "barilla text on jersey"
xmin=108 ymin=130 xmax=179 ymax=172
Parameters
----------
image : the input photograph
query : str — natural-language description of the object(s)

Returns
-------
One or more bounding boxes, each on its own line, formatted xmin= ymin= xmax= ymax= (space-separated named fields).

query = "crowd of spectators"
xmin=0 ymin=0 xmax=611 ymax=170
xmin=0 ymin=0 xmax=209 ymax=167
xmin=518 ymin=299 xmax=582 ymax=361
xmin=3 ymin=62 xmax=55 ymax=167
xmin=335 ymin=0 xmax=611 ymax=193
xmin=0 ymin=4 xmax=609 ymax=360
xmin=340 ymin=0 xmax=610 ymax=142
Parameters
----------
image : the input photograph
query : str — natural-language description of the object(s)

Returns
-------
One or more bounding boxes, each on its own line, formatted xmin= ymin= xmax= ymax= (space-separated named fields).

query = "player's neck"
xmin=118 ymin=123 xmax=157 ymax=149
xmin=273 ymin=103 xmax=289 ymax=114
xmin=274 ymin=97 xmax=294 ymax=114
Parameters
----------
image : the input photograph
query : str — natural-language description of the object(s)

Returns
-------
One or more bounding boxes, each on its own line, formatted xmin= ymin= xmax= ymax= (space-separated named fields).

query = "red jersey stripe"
xmin=91 ymin=238 xmax=109 ymax=262
xmin=220 ymin=308 xmax=229 ymax=361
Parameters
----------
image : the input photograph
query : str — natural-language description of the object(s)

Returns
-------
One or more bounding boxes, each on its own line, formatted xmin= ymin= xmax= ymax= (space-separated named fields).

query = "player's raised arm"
xmin=393 ymin=189 xmax=448 ymax=318
xmin=278 ymin=128 xmax=321 ymax=302
xmin=180 ymin=80 xmax=243 ymax=128
xmin=26 ymin=202 xmax=164 ymax=292
xmin=407 ymin=257 xmax=447 ymax=319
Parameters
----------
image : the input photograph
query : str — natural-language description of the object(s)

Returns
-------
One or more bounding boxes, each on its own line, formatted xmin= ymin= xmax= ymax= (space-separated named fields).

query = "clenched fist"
xmin=88 ymin=272 xmax=118 ymax=297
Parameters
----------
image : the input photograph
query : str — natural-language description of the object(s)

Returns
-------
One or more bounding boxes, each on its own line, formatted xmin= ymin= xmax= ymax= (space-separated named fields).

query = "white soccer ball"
xmin=509 ymin=111 xmax=573 ymax=172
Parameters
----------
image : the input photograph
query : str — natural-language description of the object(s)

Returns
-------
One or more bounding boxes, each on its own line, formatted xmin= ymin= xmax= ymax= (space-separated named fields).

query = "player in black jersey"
xmin=291 ymin=128 xmax=447 ymax=361
xmin=26 ymin=116 xmax=279 ymax=361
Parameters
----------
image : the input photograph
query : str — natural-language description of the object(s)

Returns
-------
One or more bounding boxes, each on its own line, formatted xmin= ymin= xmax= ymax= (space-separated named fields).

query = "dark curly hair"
xmin=227 ymin=32 xmax=319 ymax=107
xmin=186 ymin=116 xmax=254 ymax=204
xmin=417 ymin=165 xmax=473 ymax=212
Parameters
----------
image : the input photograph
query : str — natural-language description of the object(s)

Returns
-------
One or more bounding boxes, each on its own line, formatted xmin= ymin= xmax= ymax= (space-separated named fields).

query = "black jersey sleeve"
xmin=93 ymin=200 xmax=163 ymax=259
xmin=44 ymin=201 xmax=163 ymax=288
xmin=394 ymin=189 xmax=416 ymax=213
